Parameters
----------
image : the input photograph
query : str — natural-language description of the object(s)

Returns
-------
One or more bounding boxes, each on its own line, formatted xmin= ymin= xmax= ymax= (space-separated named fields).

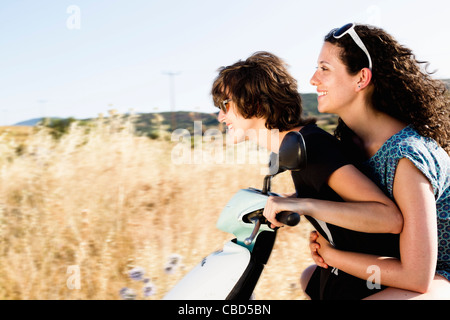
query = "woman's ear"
xmin=356 ymin=68 xmax=372 ymax=91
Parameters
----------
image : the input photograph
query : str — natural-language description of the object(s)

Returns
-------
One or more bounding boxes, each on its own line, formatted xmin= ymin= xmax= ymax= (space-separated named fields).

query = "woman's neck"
xmin=341 ymin=108 xmax=407 ymax=158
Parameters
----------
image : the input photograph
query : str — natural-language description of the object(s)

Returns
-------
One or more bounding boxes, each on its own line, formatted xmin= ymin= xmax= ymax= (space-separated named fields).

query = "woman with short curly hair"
xmin=211 ymin=51 xmax=316 ymax=133
xmin=307 ymin=23 xmax=450 ymax=299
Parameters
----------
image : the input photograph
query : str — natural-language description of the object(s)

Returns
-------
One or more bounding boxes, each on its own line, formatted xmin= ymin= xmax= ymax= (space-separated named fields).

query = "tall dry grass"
xmin=0 ymin=114 xmax=313 ymax=300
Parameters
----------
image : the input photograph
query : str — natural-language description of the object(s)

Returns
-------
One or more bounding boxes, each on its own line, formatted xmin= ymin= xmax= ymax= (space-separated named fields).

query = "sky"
xmin=0 ymin=0 xmax=449 ymax=126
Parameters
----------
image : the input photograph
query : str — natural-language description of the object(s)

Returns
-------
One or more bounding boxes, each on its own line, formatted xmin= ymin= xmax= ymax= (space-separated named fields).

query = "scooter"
xmin=163 ymin=131 xmax=307 ymax=300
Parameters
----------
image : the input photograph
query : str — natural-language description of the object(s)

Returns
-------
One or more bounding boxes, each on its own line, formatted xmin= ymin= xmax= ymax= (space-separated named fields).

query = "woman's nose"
xmin=310 ymin=71 xmax=319 ymax=86
xmin=217 ymin=109 xmax=226 ymax=123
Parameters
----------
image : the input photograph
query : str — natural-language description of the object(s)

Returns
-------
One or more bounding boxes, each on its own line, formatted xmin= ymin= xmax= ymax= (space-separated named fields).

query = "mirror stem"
xmin=262 ymin=175 xmax=272 ymax=195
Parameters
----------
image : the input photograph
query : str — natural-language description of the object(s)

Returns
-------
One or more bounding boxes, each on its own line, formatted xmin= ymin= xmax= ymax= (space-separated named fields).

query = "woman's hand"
xmin=263 ymin=196 xmax=302 ymax=228
xmin=309 ymin=231 xmax=331 ymax=269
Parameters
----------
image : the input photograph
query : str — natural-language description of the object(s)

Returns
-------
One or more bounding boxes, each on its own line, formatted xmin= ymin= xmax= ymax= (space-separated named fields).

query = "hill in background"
xmin=133 ymin=93 xmax=332 ymax=137
xmin=10 ymin=93 xmax=340 ymax=138
xmin=14 ymin=118 xmax=62 ymax=126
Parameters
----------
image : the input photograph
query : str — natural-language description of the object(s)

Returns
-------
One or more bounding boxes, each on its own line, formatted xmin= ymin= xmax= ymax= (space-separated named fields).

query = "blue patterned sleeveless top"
xmin=363 ymin=126 xmax=450 ymax=281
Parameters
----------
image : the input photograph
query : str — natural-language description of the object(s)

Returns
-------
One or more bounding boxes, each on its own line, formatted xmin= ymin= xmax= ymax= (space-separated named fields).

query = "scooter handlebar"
xmin=276 ymin=211 xmax=300 ymax=227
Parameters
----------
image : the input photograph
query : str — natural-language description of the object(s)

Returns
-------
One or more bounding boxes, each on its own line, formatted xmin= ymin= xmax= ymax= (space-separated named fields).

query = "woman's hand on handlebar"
xmin=263 ymin=196 xmax=300 ymax=228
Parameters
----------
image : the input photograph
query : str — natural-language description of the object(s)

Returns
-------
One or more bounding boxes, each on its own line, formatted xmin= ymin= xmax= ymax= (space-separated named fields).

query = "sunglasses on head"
xmin=333 ymin=23 xmax=373 ymax=71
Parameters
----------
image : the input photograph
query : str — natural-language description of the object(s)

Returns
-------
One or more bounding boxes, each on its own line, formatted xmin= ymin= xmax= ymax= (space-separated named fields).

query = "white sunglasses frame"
xmin=333 ymin=23 xmax=373 ymax=71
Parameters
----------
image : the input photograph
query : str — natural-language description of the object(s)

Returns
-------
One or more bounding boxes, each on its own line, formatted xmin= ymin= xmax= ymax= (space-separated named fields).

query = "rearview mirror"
xmin=268 ymin=131 xmax=307 ymax=176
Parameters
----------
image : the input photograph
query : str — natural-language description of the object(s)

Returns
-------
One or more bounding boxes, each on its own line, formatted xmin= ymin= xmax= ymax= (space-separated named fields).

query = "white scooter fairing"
xmin=163 ymin=131 xmax=306 ymax=300
xmin=163 ymin=188 xmax=276 ymax=300
xmin=162 ymin=241 xmax=250 ymax=300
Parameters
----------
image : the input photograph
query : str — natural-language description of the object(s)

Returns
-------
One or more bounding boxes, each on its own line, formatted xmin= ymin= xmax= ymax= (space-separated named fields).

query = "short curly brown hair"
xmin=325 ymin=24 xmax=450 ymax=154
xmin=211 ymin=51 xmax=315 ymax=132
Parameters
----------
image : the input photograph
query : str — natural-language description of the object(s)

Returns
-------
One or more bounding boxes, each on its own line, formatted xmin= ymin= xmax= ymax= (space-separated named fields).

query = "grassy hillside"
xmin=0 ymin=126 xmax=33 ymax=142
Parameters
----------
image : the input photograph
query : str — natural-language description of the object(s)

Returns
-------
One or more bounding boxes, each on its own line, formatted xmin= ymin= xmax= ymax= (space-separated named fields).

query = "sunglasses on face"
xmin=333 ymin=23 xmax=373 ymax=71
xmin=219 ymin=99 xmax=231 ymax=114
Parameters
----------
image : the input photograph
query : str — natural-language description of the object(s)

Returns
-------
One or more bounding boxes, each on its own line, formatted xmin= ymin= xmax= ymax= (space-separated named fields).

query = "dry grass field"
xmin=0 ymin=115 xmax=314 ymax=300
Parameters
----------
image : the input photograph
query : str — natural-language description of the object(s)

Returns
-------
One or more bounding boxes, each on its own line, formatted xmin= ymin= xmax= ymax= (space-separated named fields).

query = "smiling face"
xmin=217 ymin=98 xmax=266 ymax=144
xmin=310 ymin=42 xmax=360 ymax=115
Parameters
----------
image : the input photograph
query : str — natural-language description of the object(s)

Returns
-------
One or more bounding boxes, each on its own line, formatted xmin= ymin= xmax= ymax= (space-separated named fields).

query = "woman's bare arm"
xmin=317 ymin=159 xmax=437 ymax=293
xmin=264 ymin=164 xmax=403 ymax=233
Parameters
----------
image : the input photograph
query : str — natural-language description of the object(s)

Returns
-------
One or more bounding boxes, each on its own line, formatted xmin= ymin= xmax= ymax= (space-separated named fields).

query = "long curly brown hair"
xmin=325 ymin=24 xmax=450 ymax=154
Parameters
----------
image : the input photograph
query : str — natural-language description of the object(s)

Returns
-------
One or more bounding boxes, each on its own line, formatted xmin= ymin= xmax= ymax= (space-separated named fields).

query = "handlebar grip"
xmin=276 ymin=211 xmax=300 ymax=226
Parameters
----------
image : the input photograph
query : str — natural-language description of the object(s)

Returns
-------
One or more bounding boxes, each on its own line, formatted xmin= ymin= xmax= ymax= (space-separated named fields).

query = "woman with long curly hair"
xmin=304 ymin=23 xmax=450 ymax=299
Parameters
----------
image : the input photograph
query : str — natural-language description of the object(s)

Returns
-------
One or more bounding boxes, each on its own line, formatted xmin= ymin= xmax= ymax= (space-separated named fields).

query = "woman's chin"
xmin=226 ymin=130 xmax=246 ymax=144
